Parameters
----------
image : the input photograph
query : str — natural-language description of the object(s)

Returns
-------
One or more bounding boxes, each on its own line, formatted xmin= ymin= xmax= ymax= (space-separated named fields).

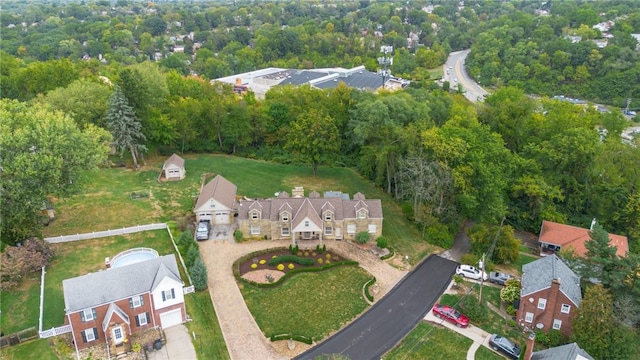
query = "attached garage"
xmin=215 ymin=212 xmax=229 ymax=224
xmin=197 ymin=213 xmax=212 ymax=223
xmin=159 ymin=308 xmax=183 ymax=329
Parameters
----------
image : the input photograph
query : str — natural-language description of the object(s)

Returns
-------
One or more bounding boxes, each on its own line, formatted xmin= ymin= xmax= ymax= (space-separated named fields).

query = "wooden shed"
xmin=162 ymin=154 xmax=186 ymax=180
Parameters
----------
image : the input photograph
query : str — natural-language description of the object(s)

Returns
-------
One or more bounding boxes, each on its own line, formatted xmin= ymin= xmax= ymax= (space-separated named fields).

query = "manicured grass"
xmin=184 ymin=290 xmax=230 ymax=360
xmin=44 ymin=154 xmax=435 ymax=264
xmin=383 ymin=322 xmax=472 ymax=360
xmin=0 ymin=338 xmax=59 ymax=360
xmin=516 ymin=253 xmax=539 ymax=274
xmin=240 ymin=265 xmax=371 ymax=341
xmin=475 ymin=345 xmax=506 ymax=360
xmin=0 ymin=281 xmax=41 ymax=334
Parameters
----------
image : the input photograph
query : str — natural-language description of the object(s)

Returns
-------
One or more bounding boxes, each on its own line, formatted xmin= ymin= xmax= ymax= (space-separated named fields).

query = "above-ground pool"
xmin=109 ymin=248 xmax=159 ymax=268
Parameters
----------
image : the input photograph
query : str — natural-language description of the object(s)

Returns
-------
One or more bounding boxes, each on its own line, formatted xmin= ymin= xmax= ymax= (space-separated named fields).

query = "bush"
xmin=506 ymin=304 xmax=516 ymax=316
xmin=186 ymin=244 xmax=200 ymax=269
xmin=424 ymin=223 xmax=454 ymax=248
xmin=288 ymin=263 xmax=295 ymax=269
xmin=376 ymin=236 xmax=388 ymax=249
xmin=277 ymin=264 xmax=285 ymax=271
xmin=460 ymin=253 xmax=480 ymax=267
xmin=178 ymin=231 xmax=193 ymax=247
xmin=268 ymin=255 xmax=314 ymax=266
xmin=233 ymin=229 xmax=243 ymax=242
xmin=190 ymin=258 xmax=208 ymax=291
xmin=355 ymin=231 xmax=370 ymax=244
xmin=0 ymin=238 xmax=55 ymax=288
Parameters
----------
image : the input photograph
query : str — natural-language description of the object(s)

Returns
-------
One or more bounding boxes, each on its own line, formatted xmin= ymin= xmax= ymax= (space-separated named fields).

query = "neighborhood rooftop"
xmin=521 ymin=254 xmax=582 ymax=306
xmin=531 ymin=342 xmax=594 ymax=360
xmin=539 ymin=220 xmax=628 ymax=257
xmin=62 ymin=255 xmax=181 ymax=313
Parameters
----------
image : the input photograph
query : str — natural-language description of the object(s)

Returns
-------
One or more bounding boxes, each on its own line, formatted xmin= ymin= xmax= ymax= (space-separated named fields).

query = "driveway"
xmin=146 ymin=325 xmax=197 ymax=360
xmin=295 ymin=255 xmax=458 ymax=360
xmin=424 ymin=309 xmax=491 ymax=360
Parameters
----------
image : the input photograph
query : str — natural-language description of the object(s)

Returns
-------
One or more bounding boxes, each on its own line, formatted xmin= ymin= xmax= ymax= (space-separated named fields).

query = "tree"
xmin=105 ymin=85 xmax=147 ymax=168
xmin=0 ymin=238 xmax=55 ymax=288
xmin=284 ymin=109 xmax=340 ymax=177
xmin=583 ymin=223 xmax=623 ymax=288
xmin=190 ymin=257 xmax=208 ymax=291
xmin=0 ymin=100 xmax=111 ymax=244
xmin=499 ymin=279 xmax=521 ymax=303
xmin=572 ymin=284 xmax=636 ymax=360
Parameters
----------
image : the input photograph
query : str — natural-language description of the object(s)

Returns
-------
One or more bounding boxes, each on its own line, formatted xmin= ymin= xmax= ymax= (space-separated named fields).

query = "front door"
xmin=112 ymin=326 xmax=124 ymax=345
xmin=303 ymin=232 xmax=311 ymax=239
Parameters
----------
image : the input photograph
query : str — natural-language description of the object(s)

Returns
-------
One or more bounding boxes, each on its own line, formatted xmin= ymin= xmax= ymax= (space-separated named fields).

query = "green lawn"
xmin=184 ymin=290 xmax=230 ymax=360
xmin=383 ymin=322 xmax=472 ymax=360
xmin=475 ymin=345 xmax=506 ymax=360
xmin=44 ymin=154 xmax=435 ymax=264
xmin=0 ymin=338 xmax=59 ymax=360
xmin=240 ymin=265 xmax=371 ymax=341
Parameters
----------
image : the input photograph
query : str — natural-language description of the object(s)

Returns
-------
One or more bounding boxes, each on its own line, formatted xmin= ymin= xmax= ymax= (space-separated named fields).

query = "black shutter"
xmin=146 ymin=312 xmax=150 ymax=324
xmin=135 ymin=314 xmax=140 ymax=326
xmin=80 ymin=311 xmax=85 ymax=322
xmin=162 ymin=291 xmax=166 ymax=301
xmin=129 ymin=298 xmax=133 ymax=308
xmin=171 ymin=288 xmax=175 ymax=299
xmin=81 ymin=330 xmax=87 ymax=343
xmin=92 ymin=308 xmax=97 ymax=320
xmin=140 ymin=295 xmax=145 ymax=306
xmin=93 ymin=328 xmax=98 ymax=340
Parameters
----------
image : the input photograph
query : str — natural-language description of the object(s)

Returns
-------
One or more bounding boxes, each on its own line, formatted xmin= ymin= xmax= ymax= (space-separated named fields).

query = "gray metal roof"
xmin=63 ymin=255 xmax=182 ymax=313
xmin=279 ymin=71 xmax=327 ymax=85
xmin=313 ymin=71 xmax=383 ymax=90
xmin=531 ymin=342 xmax=594 ymax=360
xmin=521 ymin=254 xmax=581 ymax=306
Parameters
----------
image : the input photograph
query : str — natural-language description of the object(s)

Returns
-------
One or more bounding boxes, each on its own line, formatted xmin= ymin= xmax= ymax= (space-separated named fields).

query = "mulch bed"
xmin=238 ymin=249 xmax=343 ymax=277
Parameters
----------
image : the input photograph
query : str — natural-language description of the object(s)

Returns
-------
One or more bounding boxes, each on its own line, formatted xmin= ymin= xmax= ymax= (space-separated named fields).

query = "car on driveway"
xmin=432 ymin=304 xmax=469 ymax=328
xmin=488 ymin=271 xmax=513 ymax=286
xmin=456 ymin=264 xmax=488 ymax=281
xmin=489 ymin=334 xmax=521 ymax=360
xmin=196 ymin=221 xmax=210 ymax=241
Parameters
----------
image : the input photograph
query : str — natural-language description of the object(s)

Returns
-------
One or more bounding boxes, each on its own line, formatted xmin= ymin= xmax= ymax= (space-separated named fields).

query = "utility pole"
xmin=377 ymin=46 xmax=393 ymax=89
xmin=479 ymin=216 xmax=506 ymax=304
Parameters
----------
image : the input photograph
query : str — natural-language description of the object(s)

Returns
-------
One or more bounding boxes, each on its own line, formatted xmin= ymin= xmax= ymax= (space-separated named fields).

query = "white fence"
xmin=183 ymin=285 xmax=195 ymax=294
xmin=39 ymin=325 xmax=72 ymax=339
xmin=44 ymin=223 xmax=167 ymax=243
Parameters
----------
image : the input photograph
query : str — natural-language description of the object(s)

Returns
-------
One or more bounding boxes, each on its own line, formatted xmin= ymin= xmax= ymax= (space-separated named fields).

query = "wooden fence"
xmin=0 ymin=327 xmax=38 ymax=348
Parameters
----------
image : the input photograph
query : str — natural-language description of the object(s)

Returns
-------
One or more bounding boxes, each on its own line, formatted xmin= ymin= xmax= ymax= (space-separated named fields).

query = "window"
xmin=82 ymin=328 xmax=98 ymax=343
xmin=162 ymin=289 xmax=175 ymax=302
xmin=304 ymin=220 xmax=309 ymax=227
xmin=136 ymin=312 xmax=149 ymax=326
xmin=525 ymin=312 xmax=533 ymax=323
xmin=251 ymin=211 xmax=259 ymax=220
xmin=358 ymin=210 xmax=367 ymax=219
xmin=537 ymin=298 xmax=547 ymax=310
xmin=347 ymin=224 xmax=356 ymax=234
xmin=130 ymin=295 xmax=144 ymax=309
xmin=81 ymin=308 xmax=96 ymax=322
xmin=325 ymin=226 xmax=333 ymax=235
xmin=281 ymin=227 xmax=290 ymax=236
xmin=561 ymin=304 xmax=571 ymax=314
xmin=251 ymin=225 xmax=260 ymax=235
xmin=324 ymin=213 xmax=332 ymax=221
xmin=368 ymin=224 xmax=377 ymax=234
xmin=552 ymin=319 xmax=562 ymax=330
xmin=281 ymin=213 xmax=289 ymax=222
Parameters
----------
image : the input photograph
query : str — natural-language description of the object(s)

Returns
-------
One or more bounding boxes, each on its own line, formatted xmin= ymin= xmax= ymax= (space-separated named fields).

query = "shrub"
xmin=186 ymin=244 xmax=200 ymax=268
xmin=376 ymin=236 xmax=388 ymax=249
xmin=132 ymin=343 xmax=142 ymax=353
xmin=190 ymin=258 xmax=208 ymax=291
xmin=234 ymin=229 xmax=243 ymax=242
xmin=288 ymin=263 xmax=294 ymax=270
xmin=460 ymin=253 xmax=480 ymax=267
xmin=0 ymin=238 xmax=55 ymax=288
xmin=325 ymin=260 xmax=330 ymax=264
xmin=317 ymin=258 xmax=324 ymax=264
xmin=364 ymin=278 xmax=376 ymax=302
xmin=507 ymin=319 xmax=517 ymax=328
xmin=326 ymin=253 xmax=331 ymax=259
xmin=277 ymin=264 xmax=285 ymax=271
xmin=259 ymin=259 xmax=266 ymax=265
xmin=355 ymin=231 xmax=370 ymax=244
xmin=424 ymin=222 xmax=454 ymax=248
xmin=251 ymin=263 xmax=258 ymax=269
xmin=178 ymin=231 xmax=193 ymax=247
xmin=506 ymin=304 xmax=516 ymax=316
xmin=268 ymin=255 xmax=314 ymax=266
xmin=322 ymin=244 xmax=326 ymax=252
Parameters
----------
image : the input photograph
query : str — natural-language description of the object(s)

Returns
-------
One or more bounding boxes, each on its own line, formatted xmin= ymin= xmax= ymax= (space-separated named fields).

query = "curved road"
xmin=444 ymin=49 xmax=489 ymax=103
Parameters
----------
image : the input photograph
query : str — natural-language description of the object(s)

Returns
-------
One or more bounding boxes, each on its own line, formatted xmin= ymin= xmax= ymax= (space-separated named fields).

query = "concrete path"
xmin=198 ymin=239 xmax=407 ymax=360
xmin=424 ymin=303 xmax=491 ymax=360
xmin=147 ymin=325 xmax=197 ymax=360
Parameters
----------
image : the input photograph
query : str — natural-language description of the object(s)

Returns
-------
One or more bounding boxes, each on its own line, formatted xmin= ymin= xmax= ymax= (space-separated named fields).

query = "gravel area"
xmin=198 ymin=239 xmax=407 ymax=360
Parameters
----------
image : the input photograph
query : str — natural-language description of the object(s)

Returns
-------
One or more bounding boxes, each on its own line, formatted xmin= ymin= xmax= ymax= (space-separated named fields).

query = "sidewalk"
xmin=424 ymin=310 xmax=491 ymax=360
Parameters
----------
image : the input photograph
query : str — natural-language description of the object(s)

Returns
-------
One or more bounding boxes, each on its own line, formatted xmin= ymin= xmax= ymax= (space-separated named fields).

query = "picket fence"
xmin=44 ymin=223 xmax=167 ymax=243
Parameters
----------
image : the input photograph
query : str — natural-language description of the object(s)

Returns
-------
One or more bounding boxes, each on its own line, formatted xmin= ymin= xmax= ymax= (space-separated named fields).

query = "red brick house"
xmin=62 ymin=255 xmax=185 ymax=357
xmin=517 ymin=254 xmax=581 ymax=337
xmin=538 ymin=220 xmax=628 ymax=257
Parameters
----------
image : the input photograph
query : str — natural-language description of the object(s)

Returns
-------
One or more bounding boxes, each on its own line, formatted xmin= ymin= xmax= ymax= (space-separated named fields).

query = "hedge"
xmin=237 ymin=261 xmax=360 ymax=288
xmin=268 ymin=255 xmax=315 ymax=266
xmin=380 ymin=247 xmax=395 ymax=260
xmin=270 ymin=333 xmax=313 ymax=345
xmin=363 ymin=277 xmax=377 ymax=302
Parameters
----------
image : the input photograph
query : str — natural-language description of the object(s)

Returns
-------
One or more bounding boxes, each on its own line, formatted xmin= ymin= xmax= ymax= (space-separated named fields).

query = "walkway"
xmin=424 ymin=310 xmax=491 ymax=360
xmin=197 ymin=239 xmax=407 ymax=360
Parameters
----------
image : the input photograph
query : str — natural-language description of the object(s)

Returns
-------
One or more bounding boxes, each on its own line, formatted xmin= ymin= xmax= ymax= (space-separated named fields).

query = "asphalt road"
xmin=295 ymin=255 xmax=458 ymax=360
xmin=444 ymin=49 xmax=489 ymax=103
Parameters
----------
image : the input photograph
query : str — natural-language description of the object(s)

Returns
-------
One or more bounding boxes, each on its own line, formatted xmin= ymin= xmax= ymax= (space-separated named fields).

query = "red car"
xmin=432 ymin=304 xmax=469 ymax=328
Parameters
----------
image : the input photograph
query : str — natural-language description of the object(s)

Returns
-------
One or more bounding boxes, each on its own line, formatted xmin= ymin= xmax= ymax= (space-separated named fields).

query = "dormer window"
xmin=304 ymin=220 xmax=310 ymax=227
xmin=281 ymin=212 xmax=290 ymax=222
xmin=324 ymin=212 xmax=332 ymax=221
xmin=251 ymin=211 xmax=259 ymax=220
xmin=358 ymin=210 xmax=367 ymax=219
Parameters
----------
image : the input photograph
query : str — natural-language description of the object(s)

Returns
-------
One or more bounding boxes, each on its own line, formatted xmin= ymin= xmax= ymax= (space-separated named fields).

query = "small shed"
xmin=162 ymin=154 xmax=186 ymax=180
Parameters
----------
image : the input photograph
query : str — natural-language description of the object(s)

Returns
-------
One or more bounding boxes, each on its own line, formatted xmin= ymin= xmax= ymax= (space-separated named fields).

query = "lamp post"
xmin=192 ymin=331 xmax=202 ymax=354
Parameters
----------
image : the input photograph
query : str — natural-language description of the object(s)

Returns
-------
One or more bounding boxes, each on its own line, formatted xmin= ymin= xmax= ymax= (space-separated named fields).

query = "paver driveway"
xmin=198 ymin=239 xmax=407 ymax=360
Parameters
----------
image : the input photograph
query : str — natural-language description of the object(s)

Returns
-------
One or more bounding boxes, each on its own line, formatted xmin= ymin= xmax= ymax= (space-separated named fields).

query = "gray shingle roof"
xmin=521 ymin=254 xmax=581 ymax=306
xmin=531 ymin=342 xmax=594 ymax=360
xmin=63 ymin=255 xmax=182 ymax=313
xmin=194 ymin=174 xmax=237 ymax=210
xmin=163 ymin=153 xmax=185 ymax=169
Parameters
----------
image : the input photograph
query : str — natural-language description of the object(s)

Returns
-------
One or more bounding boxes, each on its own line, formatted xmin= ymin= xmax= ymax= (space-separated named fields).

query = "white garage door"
xmin=160 ymin=309 xmax=183 ymax=329
xmin=215 ymin=212 xmax=229 ymax=224
xmin=198 ymin=213 xmax=212 ymax=222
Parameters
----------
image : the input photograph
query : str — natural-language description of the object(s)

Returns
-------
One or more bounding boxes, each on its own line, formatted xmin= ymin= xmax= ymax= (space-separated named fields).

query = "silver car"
xmin=196 ymin=221 xmax=210 ymax=241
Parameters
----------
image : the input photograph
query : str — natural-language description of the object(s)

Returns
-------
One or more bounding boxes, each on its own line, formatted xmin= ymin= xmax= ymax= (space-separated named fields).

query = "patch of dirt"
xmin=280 ymin=176 xmax=344 ymax=194
xmin=146 ymin=189 xmax=164 ymax=218
xmin=241 ymin=269 xmax=286 ymax=284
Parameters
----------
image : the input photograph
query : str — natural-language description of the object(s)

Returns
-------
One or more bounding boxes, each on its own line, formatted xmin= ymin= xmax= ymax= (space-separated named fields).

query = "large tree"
xmin=105 ymin=85 xmax=147 ymax=168
xmin=285 ymin=109 xmax=340 ymax=177
xmin=0 ymin=100 xmax=111 ymax=244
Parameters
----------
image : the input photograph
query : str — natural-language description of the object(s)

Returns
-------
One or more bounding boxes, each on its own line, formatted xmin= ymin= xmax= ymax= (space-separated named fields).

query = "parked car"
xmin=196 ymin=221 xmax=210 ymax=241
xmin=488 ymin=272 xmax=513 ymax=286
xmin=455 ymin=264 xmax=488 ymax=281
xmin=489 ymin=334 xmax=521 ymax=360
xmin=432 ymin=304 xmax=469 ymax=328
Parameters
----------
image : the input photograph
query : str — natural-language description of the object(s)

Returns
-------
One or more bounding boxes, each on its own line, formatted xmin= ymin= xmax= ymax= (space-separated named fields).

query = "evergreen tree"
xmin=190 ymin=257 xmax=208 ymax=291
xmin=105 ymin=85 xmax=147 ymax=168
xmin=584 ymin=223 xmax=623 ymax=289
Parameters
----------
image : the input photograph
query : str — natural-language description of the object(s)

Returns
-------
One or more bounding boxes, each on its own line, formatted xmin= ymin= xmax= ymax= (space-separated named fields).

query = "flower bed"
xmin=238 ymin=249 xmax=343 ymax=278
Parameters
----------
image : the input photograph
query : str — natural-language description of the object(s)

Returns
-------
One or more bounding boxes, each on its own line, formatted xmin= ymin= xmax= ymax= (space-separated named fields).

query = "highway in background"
xmin=444 ymin=49 xmax=489 ymax=103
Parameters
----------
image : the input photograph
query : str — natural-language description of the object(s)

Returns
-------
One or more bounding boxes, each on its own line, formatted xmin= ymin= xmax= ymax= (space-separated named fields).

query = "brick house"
xmin=62 ymin=255 xmax=186 ymax=357
xmin=538 ymin=219 xmax=628 ymax=257
xmin=523 ymin=334 xmax=594 ymax=360
xmin=517 ymin=254 xmax=581 ymax=337
xmin=236 ymin=187 xmax=383 ymax=245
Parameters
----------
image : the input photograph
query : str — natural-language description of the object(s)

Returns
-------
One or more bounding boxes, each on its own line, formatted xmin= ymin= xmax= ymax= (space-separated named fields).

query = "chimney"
xmin=590 ymin=218 xmax=596 ymax=231
xmin=292 ymin=186 xmax=304 ymax=198
xmin=524 ymin=331 xmax=536 ymax=360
